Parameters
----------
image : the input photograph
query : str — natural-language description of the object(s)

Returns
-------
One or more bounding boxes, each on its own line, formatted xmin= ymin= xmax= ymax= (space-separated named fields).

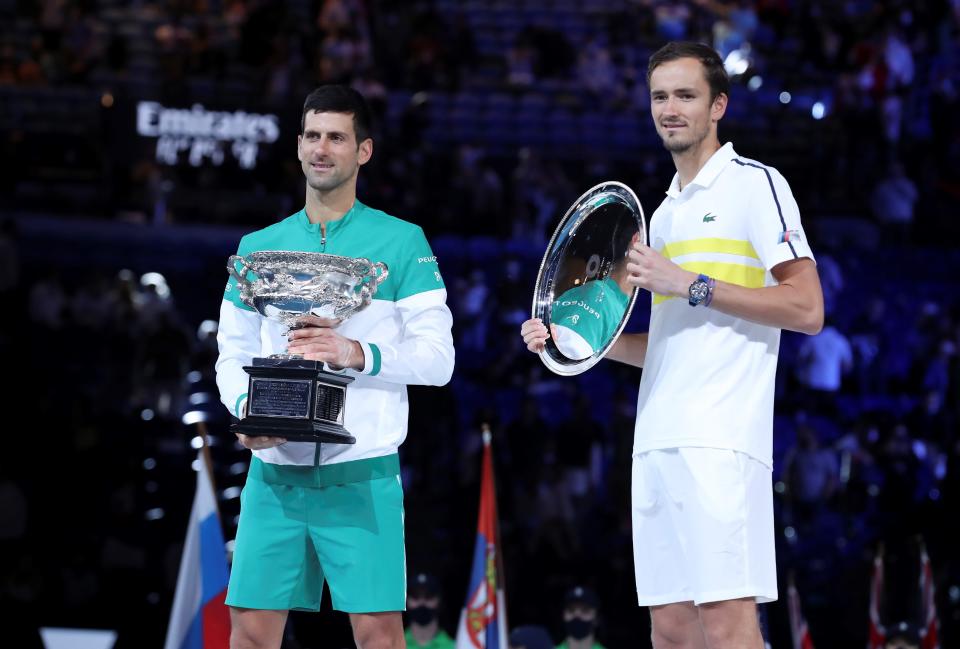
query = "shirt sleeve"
xmin=215 ymin=298 xmax=263 ymax=418
xmin=747 ymin=166 xmax=816 ymax=272
xmin=354 ymin=227 xmax=454 ymax=385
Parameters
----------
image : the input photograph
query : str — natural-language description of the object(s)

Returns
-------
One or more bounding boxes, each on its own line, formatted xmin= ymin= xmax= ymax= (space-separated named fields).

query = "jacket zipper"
xmin=316 ymin=223 xmax=327 ymax=466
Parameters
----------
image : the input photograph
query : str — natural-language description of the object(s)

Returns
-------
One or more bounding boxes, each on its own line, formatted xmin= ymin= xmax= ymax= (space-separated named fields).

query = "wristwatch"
xmin=688 ymin=274 xmax=714 ymax=307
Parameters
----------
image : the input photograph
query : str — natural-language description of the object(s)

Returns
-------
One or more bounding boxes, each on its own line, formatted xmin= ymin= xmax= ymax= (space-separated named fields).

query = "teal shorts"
xmin=225 ymin=454 xmax=407 ymax=613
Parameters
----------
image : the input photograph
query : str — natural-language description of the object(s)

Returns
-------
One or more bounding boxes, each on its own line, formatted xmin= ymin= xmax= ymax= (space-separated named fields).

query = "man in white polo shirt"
xmin=521 ymin=41 xmax=823 ymax=648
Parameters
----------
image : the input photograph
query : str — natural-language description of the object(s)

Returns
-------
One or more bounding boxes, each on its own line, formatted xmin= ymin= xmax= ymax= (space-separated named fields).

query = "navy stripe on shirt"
xmin=734 ymin=158 xmax=798 ymax=258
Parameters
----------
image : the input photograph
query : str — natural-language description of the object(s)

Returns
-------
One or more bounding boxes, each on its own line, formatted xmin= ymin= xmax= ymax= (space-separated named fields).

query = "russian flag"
xmin=164 ymin=453 xmax=231 ymax=649
xmin=455 ymin=428 xmax=508 ymax=649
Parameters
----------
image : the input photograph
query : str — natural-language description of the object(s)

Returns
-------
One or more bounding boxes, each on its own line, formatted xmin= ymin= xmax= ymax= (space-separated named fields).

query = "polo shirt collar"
xmin=664 ymin=142 xmax=738 ymax=198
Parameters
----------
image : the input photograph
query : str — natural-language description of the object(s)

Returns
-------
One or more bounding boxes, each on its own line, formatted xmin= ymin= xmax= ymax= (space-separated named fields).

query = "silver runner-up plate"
xmin=532 ymin=181 xmax=647 ymax=376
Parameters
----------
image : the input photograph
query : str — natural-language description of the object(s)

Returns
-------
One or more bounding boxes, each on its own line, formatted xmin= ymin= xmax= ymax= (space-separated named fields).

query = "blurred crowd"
xmin=3 ymin=0 xmax=960 ymax=648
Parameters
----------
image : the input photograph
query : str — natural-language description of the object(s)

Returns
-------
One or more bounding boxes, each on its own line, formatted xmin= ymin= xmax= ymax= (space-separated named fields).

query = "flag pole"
xmin=195 ymin=420 xmax=222 ymax=524
xmin=483 ymin=422 xmax=509 ymax=638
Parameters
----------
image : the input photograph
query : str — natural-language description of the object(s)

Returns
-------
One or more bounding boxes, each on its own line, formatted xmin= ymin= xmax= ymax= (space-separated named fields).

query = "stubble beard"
xmin=304 ymin=162 xmax=355 ymax=193
xmin=661 ymin=127 xmax=708 ymax=154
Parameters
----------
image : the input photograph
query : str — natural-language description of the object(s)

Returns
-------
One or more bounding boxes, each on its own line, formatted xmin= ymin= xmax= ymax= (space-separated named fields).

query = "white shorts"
xmin=632 ymin=447 xmax=778 ymax=606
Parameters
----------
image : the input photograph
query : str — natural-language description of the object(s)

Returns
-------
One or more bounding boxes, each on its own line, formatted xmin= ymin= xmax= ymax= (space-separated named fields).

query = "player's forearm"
xmin=708 ymin=273 xmax=824 ymax=335
xmin=605 ymin=332 xmax=648 ymax=368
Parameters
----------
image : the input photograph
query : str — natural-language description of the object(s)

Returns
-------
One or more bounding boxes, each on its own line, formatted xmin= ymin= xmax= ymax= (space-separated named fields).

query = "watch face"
xmin=689 ymin=281 xmax=709 ymax=304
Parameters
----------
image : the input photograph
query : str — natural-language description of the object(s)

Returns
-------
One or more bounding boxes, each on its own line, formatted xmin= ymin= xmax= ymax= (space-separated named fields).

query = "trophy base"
xmin=234 ymin=357 xmax=357 ymax=445
xmin=230 ymin=418 xmax=356 ymax=444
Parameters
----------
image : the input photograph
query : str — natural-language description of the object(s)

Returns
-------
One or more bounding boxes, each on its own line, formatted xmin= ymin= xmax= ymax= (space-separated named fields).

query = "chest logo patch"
xmin=702 ymin=212 xmax=717 ymax=223
xmin=779 ymin=229 xmax=802 ymax=243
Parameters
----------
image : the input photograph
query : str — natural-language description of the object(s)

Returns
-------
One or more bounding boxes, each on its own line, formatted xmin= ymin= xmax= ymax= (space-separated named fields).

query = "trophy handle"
xmin=372 ymin=261 xmax=389 ymax=285
xmin=227 ymin=255 xmax=251 ymax=285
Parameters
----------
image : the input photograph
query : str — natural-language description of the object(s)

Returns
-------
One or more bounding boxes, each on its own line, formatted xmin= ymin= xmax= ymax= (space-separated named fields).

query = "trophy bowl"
xmin=225 ymin=251 xmax=389 ymax=444
xmin=228 ymin=251 xmax=389 ymax=327
xmin=532 ymin=181 xmax=647 ymax=376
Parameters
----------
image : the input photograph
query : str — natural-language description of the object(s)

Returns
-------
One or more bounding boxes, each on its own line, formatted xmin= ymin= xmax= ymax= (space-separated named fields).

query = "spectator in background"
xmin=578 ymin=37 xmax=617 ymax=97
xmin=796 ymin=315 xmax=853 ymax=416
xmin=871 ymin=161 xmax=918 ymax=243
xmin=557 ymin=586 xmax=607 ymax=649
xmin=880 ymin=25 xmax=915 ymax=147
xmin=405 ymin=572 xmax=455 ymax=649
xmin=782 ymin=423 xmax=840 ymax=532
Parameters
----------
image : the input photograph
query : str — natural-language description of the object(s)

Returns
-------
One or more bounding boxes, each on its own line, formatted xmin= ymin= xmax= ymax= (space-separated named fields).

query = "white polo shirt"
xmin=633 ymin=143 xmax=815 ymax=467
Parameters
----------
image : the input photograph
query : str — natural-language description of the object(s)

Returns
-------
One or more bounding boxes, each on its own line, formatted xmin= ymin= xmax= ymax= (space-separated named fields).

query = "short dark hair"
xmin=300 ymin=85 xmax=373 ymax=144
xmin=647 ymin=41 xmax=730 ymax=101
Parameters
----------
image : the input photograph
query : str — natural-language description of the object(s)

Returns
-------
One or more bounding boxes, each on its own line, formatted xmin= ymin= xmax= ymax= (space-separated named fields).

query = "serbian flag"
xmin=164 ymin=453 xmax=231 ymax=649
xmin=918 ymin=542 xmax=940 ymax=649
xmin=787 ymin=576 xmax=815 ymax=649
xmin=455 ymin=428 xmax=508 ymax=649
xmin=868 ymin=545 xmax=886 ymax=649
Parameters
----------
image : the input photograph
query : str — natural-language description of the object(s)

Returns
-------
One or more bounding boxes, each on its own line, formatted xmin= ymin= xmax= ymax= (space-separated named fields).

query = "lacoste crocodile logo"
xmin=703 ymin=212 xmax=717 ymax=223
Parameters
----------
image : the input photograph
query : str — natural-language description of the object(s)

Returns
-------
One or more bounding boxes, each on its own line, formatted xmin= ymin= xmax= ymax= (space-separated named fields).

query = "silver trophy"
xmin=226 ymin=251 xmax=389 ymax=443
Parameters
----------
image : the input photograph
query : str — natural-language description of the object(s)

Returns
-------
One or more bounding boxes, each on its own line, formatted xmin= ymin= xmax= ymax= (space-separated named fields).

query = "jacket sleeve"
xmin=354 ymin=287 xmax=454 ymax=386
xmin=354 ymin=225 xmax=454 ymax=385
xmin=215 ymin=298 xmax=263 ymax=418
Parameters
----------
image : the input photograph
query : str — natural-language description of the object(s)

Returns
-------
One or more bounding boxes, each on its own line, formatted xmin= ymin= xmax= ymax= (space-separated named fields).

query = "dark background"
xmin=2 ymin=0 xmax=959 ymax=647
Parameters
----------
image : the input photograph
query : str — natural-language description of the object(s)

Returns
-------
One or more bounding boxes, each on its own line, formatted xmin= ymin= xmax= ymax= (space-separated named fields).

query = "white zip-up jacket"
xmin=216 ymin=201 xmax=455 ymax=467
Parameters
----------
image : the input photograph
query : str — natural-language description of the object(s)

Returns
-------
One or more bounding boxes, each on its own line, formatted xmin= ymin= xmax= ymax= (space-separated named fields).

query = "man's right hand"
xmin=520 ymin=318 xmax=557 ymax=353
xmin=235 ymin=434 xmax=287 ymax=450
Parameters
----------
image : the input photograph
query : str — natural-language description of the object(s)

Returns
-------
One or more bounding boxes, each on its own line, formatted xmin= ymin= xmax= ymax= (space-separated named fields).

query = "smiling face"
xmin=297 ymin=110 xmax=372 ymax=194
xmin=649 ymin=57 xmax=727 ymax=155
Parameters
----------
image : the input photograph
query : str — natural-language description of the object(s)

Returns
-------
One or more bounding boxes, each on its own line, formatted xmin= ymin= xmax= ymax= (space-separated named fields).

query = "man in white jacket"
xmin=216 ymin=85 xmax=454 ymax=649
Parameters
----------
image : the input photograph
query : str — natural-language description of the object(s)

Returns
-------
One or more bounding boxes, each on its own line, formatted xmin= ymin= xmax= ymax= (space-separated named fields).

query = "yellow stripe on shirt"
xmin=653 ymin=261 xmax=766 ymax=304
xmin=661 ymin=238 xmax=760 ymax=260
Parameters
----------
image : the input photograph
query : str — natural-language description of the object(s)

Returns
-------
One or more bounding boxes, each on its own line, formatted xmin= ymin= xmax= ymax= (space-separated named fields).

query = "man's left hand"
xmin=626 ymin=243 xmax=697 ymax=297
xmin=287 ymin=317 xmax=364 ymax=370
